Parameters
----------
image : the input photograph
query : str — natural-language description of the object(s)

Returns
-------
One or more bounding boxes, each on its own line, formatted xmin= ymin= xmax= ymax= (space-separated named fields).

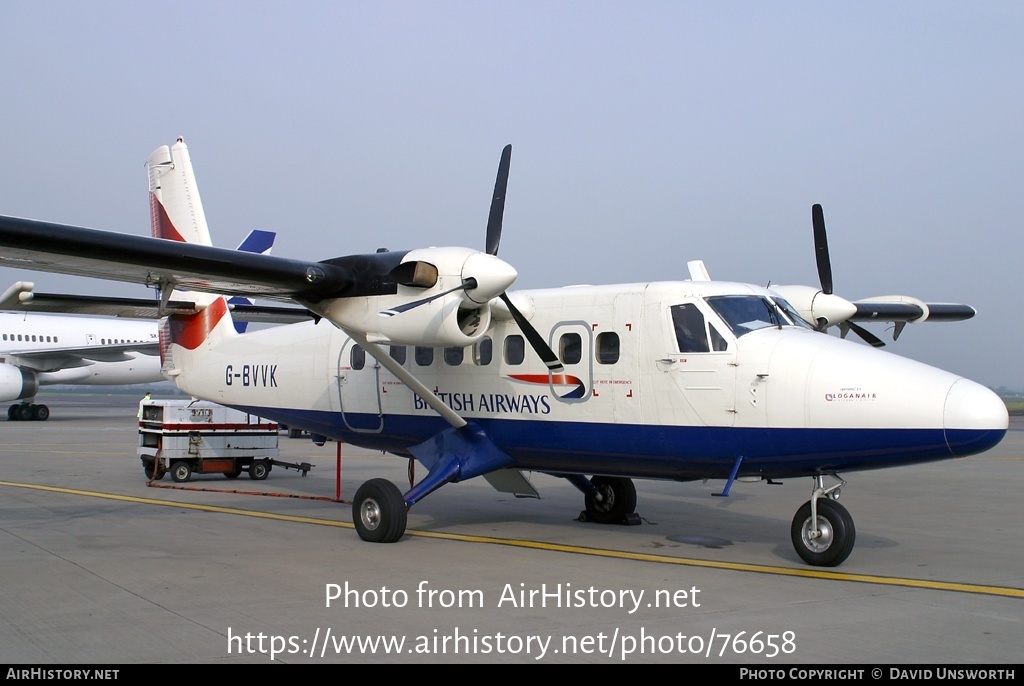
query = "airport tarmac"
xmin=1 ymin=393 xmax=1021 ymax=665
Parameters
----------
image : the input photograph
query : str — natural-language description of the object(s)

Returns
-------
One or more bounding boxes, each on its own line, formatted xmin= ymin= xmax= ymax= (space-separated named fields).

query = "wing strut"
xmin=342 ymin=328 xmax=466 ymax=429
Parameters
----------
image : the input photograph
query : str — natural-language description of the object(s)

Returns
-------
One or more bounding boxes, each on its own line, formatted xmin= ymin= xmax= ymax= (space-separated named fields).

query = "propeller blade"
xmin=500 ymin=293 xmax=563 ymax=373
xmin=483 ymin=145 xmax=562 ymax=373
xmin=486 ymin=144 xmax=512 ymax=256
xmin=380 ymin=278 xmax=477 ymax=317
xmin=812 ymin=203 xmax=833 ymax=295
xmin=846 ymin=321 xmax=886 ymax=348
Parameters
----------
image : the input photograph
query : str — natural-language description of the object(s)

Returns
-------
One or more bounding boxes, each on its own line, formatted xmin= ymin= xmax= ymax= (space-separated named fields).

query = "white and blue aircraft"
xmin=0 ymin=138 xmax=1007 ymax=566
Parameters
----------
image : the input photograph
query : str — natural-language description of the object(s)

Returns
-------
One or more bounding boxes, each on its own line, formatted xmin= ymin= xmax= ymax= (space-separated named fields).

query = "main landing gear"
xmin=577 ymin=475 xmax=640 ymax=525
xmin=352 ymin=478 xmax=408 ymax=543
xmin=791 ymin=475 xmax=855 ymax=567
xmin=7 ymin=403 xmax=49 ymax=421
xmin=349 ymin=470 xmax=856 ymax=568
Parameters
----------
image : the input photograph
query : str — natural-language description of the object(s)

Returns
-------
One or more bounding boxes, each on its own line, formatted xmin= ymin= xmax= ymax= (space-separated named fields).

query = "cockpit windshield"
xmin=705 ymin=295 xmax=809 ymax=338
xmin=772 ymin=297 xmax=814 ymax=330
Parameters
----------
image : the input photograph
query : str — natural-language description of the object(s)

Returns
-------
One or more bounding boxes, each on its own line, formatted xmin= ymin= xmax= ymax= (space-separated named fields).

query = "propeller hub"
xmin=462 ymin=252 xmax=517 ymax=304
xmin=811 ymin=292 xmax=857 ymax=328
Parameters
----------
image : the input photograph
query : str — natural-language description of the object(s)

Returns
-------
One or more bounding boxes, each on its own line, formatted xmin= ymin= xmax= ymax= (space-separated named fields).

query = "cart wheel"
xmin=143 ymin=461 xmax=165 ymax=481
xmin=224 ymin=467 xmax=243 ymax=479
xmin=249 ymin=459 xmax=270 ymax=481
xmin=170 ymin=461 xmax=193 ymax=483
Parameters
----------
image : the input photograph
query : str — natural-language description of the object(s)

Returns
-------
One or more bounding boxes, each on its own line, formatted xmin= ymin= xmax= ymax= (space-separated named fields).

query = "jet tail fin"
xmin=229 ymin=229 xmax=277 ymax=333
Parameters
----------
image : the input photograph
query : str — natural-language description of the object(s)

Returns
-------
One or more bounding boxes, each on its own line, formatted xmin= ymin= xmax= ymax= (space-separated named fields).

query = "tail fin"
xmin=147 ymin=138 xmax=233 ymax=363
xmin=147 ymin=138 xmax=214 ymax=246
xmin=229 ymin=229 xmax=277 ymax=333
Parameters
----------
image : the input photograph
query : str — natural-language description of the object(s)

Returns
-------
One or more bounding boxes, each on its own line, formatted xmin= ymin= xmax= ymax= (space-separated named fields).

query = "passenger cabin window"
xmin=504 ymin=335 xmax=525 ymax=365
xmin=389 ymin=345 xmax=406 ymax=365
xmin=596 ymin=332 xmax=619 ymax=364
xmin=559 ymin=333 xmax=582 ymax=365
xmin=415 ymin=347 xmax=434 ymax=366
xmin=351 ymin=345 xmax=366 ymax=370
xmin=671 ymin=304 xmax=710 ymax=353
xmin=444 ymin=346 xmax=464 ymax=366
xmin=474 ymin=336 xmax=492 ymax=366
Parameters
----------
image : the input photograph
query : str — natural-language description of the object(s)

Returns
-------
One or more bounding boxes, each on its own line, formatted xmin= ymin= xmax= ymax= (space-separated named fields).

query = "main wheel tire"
xmin=791 ymin=498 xmax=856 ymax=567
xmin=31 ymin=404 xmax=50 ymax=421
xmin=584 ymin=476 xmax=637 ymax=524
xmin=249 ymin=460 xmax=270 ymax=480
xmin=170 ymin=461 xmax=193 ymax=483
xmin=352 ymin=479 xmax=407 ymax=543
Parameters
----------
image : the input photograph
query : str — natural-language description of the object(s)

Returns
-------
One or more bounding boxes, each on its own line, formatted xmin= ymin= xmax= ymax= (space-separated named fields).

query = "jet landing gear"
xmin=576 ymin=475 xmax=641 ymax=525
xmin=7 ymin=403 xmax=49 ymax=421
xmin=353 ymin=479 xmax=408 ymax=543
xmin=791 ymin=475 xmax=855 ymax=567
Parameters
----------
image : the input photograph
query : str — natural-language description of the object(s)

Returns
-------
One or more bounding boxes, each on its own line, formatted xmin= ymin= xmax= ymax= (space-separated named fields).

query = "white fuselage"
xmin=166 ymin=280 xmax=1007 ymax=481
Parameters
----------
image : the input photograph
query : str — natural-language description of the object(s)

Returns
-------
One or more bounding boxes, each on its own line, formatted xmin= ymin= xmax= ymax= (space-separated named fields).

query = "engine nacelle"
xmin=321 ymin=246 xmax=516 ymax=347
xmin=770 ymin=284 xmax=856 ymax=329
xmin=0 ymin=363 xmax=39 ymax=402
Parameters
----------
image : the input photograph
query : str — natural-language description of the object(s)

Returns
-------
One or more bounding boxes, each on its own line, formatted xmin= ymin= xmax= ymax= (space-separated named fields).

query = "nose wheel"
xmin=791 ymin=491 xmax=856 ymax=567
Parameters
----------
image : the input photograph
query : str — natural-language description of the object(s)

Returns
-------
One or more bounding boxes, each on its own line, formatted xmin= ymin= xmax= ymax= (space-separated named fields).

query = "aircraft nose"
xmin=943 ymin=378 xmax=1008 ymax=456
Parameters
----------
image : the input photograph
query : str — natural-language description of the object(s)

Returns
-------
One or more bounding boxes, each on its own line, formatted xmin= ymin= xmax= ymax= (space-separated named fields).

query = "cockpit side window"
xmin=710 ymin=323 xmax=729 ymax=352
xmin=671 ymin=304 xmax=710 ymax=353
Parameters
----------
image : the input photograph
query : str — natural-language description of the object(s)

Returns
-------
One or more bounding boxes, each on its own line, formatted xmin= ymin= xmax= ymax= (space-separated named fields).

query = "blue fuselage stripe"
xmin=239 ymin=406 xmax=1006 ymax=480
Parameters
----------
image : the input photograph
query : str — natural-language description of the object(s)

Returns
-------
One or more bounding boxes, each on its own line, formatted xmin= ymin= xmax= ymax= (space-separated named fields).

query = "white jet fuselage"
xmin=0 ymin=312 xmax=163 ymax=402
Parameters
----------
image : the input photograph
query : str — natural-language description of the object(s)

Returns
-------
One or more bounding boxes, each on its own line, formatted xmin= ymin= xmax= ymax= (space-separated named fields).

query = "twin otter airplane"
xmin=0 ymin=139 xmax=1008 ymax=566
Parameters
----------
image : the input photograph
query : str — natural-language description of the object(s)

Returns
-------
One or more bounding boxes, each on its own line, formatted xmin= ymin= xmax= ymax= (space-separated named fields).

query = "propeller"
xmin=380 ymin=278 xmax=478 ymax=317
xmin=812 ymin=203 xmax=833 ymax=297
xmin=840 ymin=321 xmax=885 ymax=348
xmin=375 ymin=144 xmax=564 ymax=373
xmin=485 ymin=146 xmax=564 ymax=374
xmin=809 ymin=203 xmax=885 ymax=347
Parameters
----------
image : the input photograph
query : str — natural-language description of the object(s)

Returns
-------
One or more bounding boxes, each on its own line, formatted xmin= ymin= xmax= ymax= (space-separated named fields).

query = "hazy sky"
xmin=1 ymin=2 xmax=1021 ymax=389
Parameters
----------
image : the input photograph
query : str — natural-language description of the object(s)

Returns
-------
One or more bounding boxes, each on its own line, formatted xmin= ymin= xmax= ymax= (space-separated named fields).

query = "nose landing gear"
xmin=791 ymin=475 xmax=855 ymax=567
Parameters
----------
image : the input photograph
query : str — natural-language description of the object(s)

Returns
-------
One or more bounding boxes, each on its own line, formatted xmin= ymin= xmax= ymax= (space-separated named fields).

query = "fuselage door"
xmin=660 ymin=301 xmax=737 ymax=426
xmin=549 ymin=320 xmax=594 ymax=404
xmin=335 ymin=338 xmax=384 ymax=433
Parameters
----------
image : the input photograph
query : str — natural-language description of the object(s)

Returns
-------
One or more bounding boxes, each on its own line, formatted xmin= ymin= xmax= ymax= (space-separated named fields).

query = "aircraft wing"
xmin=0 ymin=282 xmax=314 ymax=324
xmin=2 ymin=340 xmax=160 ymax=373
xmin=0 ymin=215 xmax=371 ymax=303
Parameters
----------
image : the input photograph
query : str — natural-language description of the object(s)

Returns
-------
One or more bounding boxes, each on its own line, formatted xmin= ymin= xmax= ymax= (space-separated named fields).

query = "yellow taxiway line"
xmin=3 ymin=479 xmax=1023 ymax=600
